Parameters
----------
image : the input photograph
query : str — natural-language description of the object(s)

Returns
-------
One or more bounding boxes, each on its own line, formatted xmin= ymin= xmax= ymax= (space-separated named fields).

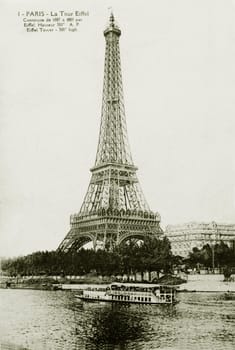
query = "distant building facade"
xmin=165 ymin=222 xmax=235 ymax=257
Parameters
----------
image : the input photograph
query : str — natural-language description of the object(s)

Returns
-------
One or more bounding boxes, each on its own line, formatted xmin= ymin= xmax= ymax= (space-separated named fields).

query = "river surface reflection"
xmin=0 ymin=289 xmax=234 ymax=349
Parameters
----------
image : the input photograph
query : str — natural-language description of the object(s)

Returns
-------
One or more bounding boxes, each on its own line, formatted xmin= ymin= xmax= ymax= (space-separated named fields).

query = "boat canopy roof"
xmin=110 ymin=282 xmax=178 ymax=289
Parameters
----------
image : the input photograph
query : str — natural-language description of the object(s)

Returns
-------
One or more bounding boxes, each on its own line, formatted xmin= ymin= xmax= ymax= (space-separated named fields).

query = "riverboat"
xmin=75 ymin=282 xmax=178 ymax=305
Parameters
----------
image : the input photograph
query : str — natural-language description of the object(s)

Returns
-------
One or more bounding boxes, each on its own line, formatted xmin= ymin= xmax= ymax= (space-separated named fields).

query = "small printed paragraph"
xmin=18 ymin=10 xmax=89 ymax=33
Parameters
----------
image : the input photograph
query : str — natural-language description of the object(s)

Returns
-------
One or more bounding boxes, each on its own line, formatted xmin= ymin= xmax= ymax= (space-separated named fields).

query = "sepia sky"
xmin=1 ymin=0 xmax=235 ymax=257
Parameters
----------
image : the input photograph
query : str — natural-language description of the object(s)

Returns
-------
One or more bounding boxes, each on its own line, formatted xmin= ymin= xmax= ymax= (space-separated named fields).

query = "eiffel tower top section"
xmin=93 ymin=13 xmax=134 ymax=169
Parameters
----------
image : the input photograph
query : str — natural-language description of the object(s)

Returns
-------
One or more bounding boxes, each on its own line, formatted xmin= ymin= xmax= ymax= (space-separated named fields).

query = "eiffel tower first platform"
xmin=58 ymin=13 xmax=163 ymax=252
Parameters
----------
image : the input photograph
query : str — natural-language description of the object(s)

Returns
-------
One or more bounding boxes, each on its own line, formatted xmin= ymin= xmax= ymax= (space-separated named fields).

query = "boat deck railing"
xmin=110 ymin=290 xmax=153 ymax=296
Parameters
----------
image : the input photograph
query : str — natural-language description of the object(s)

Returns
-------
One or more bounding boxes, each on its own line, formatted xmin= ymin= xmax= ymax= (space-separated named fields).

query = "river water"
xmin=0 ymin=289 xmax=234 ymax=350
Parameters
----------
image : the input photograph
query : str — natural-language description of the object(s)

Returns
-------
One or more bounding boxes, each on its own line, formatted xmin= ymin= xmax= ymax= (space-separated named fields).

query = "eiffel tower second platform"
xmin=58 ymin=14 xmax=163 ymax=252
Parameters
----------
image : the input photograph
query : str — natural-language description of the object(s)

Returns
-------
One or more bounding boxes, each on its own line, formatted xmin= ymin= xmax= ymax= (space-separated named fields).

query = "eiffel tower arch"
xmin=58 ymin=13 xmax=163 ymax=252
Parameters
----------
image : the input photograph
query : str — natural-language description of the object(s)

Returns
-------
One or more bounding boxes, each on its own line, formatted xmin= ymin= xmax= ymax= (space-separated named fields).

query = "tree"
xmin=116 ymin=239 xmax=140 ymax=279
xmin=187 ymin=241 xmax=235 ymax=270
xmin=138 ymin=236 xmax=173 ymax=281
xmin=1 ymin=236 xmax=175 ymax=280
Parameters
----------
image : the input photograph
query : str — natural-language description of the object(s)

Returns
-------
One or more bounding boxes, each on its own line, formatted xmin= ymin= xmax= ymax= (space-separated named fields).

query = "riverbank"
xmin=179 ymin=280 xmax=235 ymax=292
xmin=1 ymin=274 xmax=235 ymax=293
xmin=0 ymin=273 xmax=184 ymax=290
xmin=0 ymin=275 xmax=111 ymax=290
xmin=179 ymin=274 xmax=235 ymax=292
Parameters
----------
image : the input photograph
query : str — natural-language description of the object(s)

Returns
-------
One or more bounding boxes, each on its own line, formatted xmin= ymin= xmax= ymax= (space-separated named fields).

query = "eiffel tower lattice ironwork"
xmin=58 ymin=13 xmax=162 ymax=252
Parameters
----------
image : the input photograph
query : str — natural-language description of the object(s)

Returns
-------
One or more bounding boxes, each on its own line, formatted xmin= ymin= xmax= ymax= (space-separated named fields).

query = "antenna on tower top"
xmin=104 ymin=7 xmax=120 ymax=34
xmin=108 ymin=7 xmax=114 ymax=24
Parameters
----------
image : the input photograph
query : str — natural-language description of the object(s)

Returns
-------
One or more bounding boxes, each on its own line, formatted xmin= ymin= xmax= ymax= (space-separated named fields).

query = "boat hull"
xmin=75 ymin=294 xmax=177 ymax=305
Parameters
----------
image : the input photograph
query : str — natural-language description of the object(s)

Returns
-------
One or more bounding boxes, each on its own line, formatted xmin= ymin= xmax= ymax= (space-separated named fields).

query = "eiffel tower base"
xmin=58 ymin=212 xmax=162 ymax=252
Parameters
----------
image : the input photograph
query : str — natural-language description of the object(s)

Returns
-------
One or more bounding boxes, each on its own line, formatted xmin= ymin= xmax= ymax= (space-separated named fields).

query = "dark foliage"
xmin=185 ymin=241 xmax=235 ymax=269
xmin=1 ymin=236 xmax=174 ymax=278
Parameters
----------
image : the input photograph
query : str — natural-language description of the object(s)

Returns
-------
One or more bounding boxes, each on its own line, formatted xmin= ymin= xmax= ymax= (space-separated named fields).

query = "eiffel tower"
xmin=58 ymin=13 xmax=162 ymax=252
